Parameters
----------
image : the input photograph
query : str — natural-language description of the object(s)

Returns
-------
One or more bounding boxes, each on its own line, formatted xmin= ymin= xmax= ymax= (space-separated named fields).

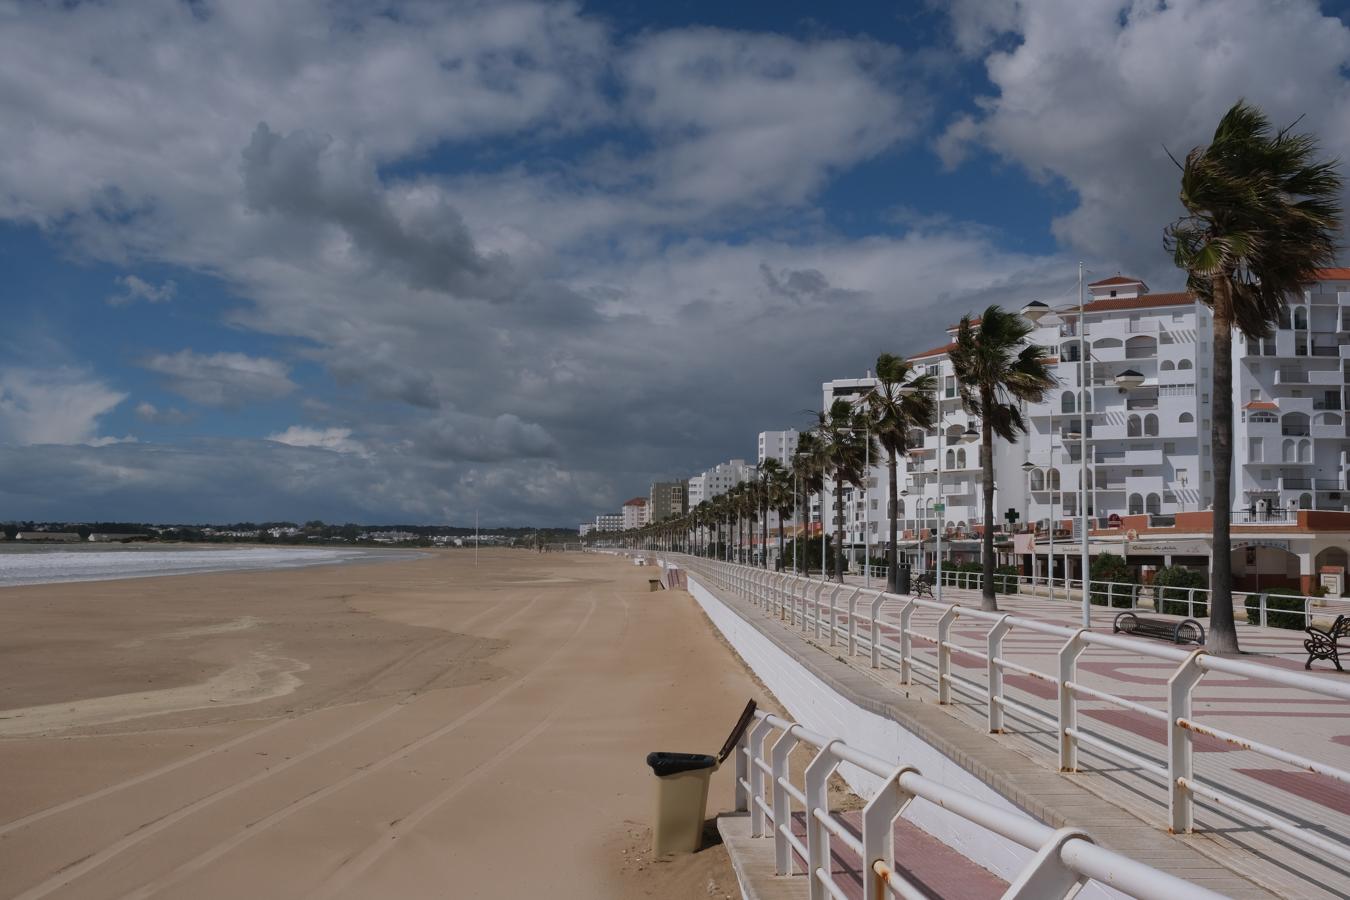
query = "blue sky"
xmin=2 ymin=0 xmax=1349 ymax=525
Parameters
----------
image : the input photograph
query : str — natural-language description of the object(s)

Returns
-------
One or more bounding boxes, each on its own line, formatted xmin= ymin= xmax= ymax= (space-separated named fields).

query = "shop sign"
xmin=1230 ymin=539 xmax=1291 ymax=552
xmin=1126 ymin=538 xmax=1211 ymax=555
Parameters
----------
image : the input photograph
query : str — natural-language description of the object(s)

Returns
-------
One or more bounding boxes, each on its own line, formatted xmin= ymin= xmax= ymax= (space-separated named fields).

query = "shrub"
xmin=1244 ymin=587 xmax=1308 ymax=631
xmin=994 ymin=564 xmax=1020 ymax=594
xmin=1153 ymin=565 xmax=1208 ymax=617
xmin=1090 ymin=553 xmax=1137 ymax=608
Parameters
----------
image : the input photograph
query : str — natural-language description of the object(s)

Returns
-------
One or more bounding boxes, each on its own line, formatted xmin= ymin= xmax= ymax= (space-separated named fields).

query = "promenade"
xmin=686 ymin=559 xmax=1350 ymax=900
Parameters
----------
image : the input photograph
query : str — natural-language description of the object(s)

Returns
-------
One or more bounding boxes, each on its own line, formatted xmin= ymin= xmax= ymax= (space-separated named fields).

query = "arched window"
xmin=1161 ymin=359 xmax=1176 ymax=371
xmin=1094 ymin=337 xmax=1123 ymax=351
xmin=1298 ymin=439 xmax=1312 ymax=463
xmin=956 ymin=448 xmax=967 ymax=468
xmin=1030 ymin=469 xmax=1045 ymax=491
xmin=896 ymin=499 xmax=905 ymax=516
xmin=1315 ymin=412 xmax=1343 ymax=426
xmin=1127 ymin=415 xmax=1142 ymax=437
xmin=1146 ymin=493 xmax=1162 ymax=515
xmin=1125 ymin=336 xmax=1157 ymax=359
xmin=1061 ymin=391 xmax=1076 ymax=414
xmin=1294 ymin=306 xmax=1308 ymax=329
xmin=1283 ymin=412 xmax=1310 ymax=436
xmin=1299 ymin=492 xmax=1313 ymax=509
xmin=1179 ymin=412 xmax=1194 ymax=424
xmin=1178 ymin=359 xmax=1193 ymax=370
xmin=1048 ymin=468 xmax=1061 ymax=491
xmin=1060 ymin=340 xmax=1083 ymax=362
xmin=1144 ymin=414 xmax=1159 ymax=437
xmin=1128 ymin=493 xmax=1144 ymax=515
xmin=1283 ymin=438 xmax=1296 ymax=462
xmin=945 ymin=449 xmax=956 ymax=469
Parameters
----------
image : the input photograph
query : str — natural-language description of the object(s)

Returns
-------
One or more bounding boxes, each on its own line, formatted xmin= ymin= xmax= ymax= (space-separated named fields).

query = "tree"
xmin=791 ymin=431 xmax=826 ymax=575
xmin=1165 ymin=100 xmax=1342 ymax=654
xmin=949 ymin=305 xmax=1057 ymax=611
xmin=864 ymin=353 xmax=937 ymax=593
xmin=813 ymin=399 xmax=879 ymax=583
xmin=759 ymin=457 xmax=795 ymax=571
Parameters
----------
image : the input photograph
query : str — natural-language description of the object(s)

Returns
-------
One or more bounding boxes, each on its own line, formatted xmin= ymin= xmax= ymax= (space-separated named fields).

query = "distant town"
xmin=0 ymin=522 xmax=580 ymax=548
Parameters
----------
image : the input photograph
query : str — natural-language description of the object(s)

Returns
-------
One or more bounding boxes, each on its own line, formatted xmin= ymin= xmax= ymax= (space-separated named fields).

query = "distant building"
xmin=621 ymin=497 xmax=649 ymax=530
xmin=367 ymin=530 xmax=418 ymax=543
xmin=593 ymin=514 xmax=623 ymax=533
xmin=695 ymin=459 xmax=756 ymax=503
xmin=649 ymin=481 xmax=688 ymax=522
xmin=578 ymin=523 xmax=595 ymax=536
xmin=15 ymin=532 xmax=82 ymax=542
xmin=757 ymin=429 xmax=800 ymax=466
xmin=687 ymin=473 xmax=707 ymax=508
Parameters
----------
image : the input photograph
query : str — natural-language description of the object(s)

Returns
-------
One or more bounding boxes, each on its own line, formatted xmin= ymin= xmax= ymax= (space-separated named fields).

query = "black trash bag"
xmin=646 ymin=752 xmax=717 ymax=777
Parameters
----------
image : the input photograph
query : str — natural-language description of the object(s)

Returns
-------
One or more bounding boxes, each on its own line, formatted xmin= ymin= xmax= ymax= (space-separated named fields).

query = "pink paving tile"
xmin=1081 ymin=709 xmax=1236 ymax=752
xmin=1333 ymin=735 xmax=1350 ymax=748
xmin=786 ymin=810 xmax=1006 ymax=900
xmin=1235 ymin=769 xmax=1350 ymax=815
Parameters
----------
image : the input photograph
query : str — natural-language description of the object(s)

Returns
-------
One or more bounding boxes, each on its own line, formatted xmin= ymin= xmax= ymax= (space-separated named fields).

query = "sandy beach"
xmin=0 ymin=549 xmax=758 ymax=899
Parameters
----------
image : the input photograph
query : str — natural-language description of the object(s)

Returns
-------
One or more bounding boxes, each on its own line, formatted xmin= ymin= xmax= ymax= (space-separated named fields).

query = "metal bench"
xmin=1304 ymin=614 xmax=1349 ymax=671
xmin=1112 ymin=611 xmax=1205 ymax=646
xmin=913 ymin=574 xmax=934 ymax=599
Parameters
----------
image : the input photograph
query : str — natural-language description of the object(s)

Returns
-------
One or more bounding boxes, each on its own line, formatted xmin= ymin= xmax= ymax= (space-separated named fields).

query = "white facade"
xmin=1233 ymin=270 xmax=1350 ymax=515
xmin=686 ymin=474 xmax=707 ymax=508
xmin=690 ymin=458 xmax=756 ymax=504
xmin=757 ymin=429 xmax=800 ymax=465
xmin=622 ymin=498 xmax=649 ymax=530
xmin=817 ymin=376 xmax=883 ymax=556
xmin=578 ymin=523 xmax=595 ymax=536
xmin=593 ymin=513 xmax=623 ymax=533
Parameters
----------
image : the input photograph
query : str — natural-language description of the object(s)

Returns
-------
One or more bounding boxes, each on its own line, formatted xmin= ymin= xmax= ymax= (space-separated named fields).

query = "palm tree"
xmin=759 ymin=458 xmax=794 ymax=570
xmin=950 ymin=305 xmax=1057 ymax=611
xmin=791 ymin=431 xmax=826 ymax=575
xmin=1165 ymin=100 xmax=1342 ymax=653
xmin=813 ymin=398 xmax=879 ymax=583
xmin=758 ymin=461 xmax=777 ymax=569
xmin=864 ymin=353 xmax=937 ymax=593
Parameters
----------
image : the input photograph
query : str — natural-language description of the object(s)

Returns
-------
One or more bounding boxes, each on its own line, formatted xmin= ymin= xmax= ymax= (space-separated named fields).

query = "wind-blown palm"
xmin=949 ymin=305 xmax=1057 ymax=611
xmin=790 ymin=431 xmax=825 ymax=574
xmin=1165 ymin=100 xmax=1341 ymax=654
xmin=813 ymin=399 xmax=880 ymax=583
xmin=759 ymin=458 xmax=795 ymax=571
xmin=865 ymin=353 xmax=936 ymax=592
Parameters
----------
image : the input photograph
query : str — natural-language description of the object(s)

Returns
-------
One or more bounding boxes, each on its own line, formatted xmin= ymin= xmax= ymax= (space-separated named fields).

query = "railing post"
xmin=1168 ymin=651 xmax=1206 ymax=834
xmin=1058 ymin=630 xmax=1087 ymax=772
xmin=936 ymin=606 xmax=958 ymax=705
xmin=1001 ymin=827 xmax=1093 ymax=899
xmin=847 ymin=590 xmax=861 ymax=657
xmin=734 ymin=729 xmax=749 ymax=812
xmin=804 ymin=743 xmax=840 ymax=900
xmin=748 ymin=718 xmax=774 ymax=837
xmin=869 ymin=592 xmax=887 ymax=668
xmin=899 ymin=598 xmax=916 ymax=684
xmin=987 ymin=615 xmax=1012 ymax=733
xmin=771 ymin=729 xmax=799 ymax=874
xmin=861 ymin=767 xmax=919 ymax=900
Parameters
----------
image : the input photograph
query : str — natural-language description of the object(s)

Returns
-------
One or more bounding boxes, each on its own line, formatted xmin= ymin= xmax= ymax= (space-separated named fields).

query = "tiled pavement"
xmin=799 ymin=576 xmax=1350 ymax=898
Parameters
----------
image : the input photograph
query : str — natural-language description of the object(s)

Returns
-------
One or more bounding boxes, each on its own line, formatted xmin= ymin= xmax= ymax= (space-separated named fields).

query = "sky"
xmin=2 ymin=0 xmax=1350 ymax=526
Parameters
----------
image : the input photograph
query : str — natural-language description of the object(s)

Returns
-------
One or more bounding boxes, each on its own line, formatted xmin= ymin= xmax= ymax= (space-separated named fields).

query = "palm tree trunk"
xmin=833 ymin=474 xmax=846 ymax=584
xmin=1208 ymin=278 xmax=1240 ymax=653
xmin=887 ymin=449 xmax=899 ymax=592
xmin=980 ymin=388 xmax=998 ymax=611
xmin=777 ymin=515 xmax=785 ymax=572
xmin=762 ymin=501 xmax=769 ymax=569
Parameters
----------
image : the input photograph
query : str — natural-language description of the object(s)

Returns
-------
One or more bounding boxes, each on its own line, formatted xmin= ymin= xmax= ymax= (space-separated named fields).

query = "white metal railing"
xmin=686 ymin=557 xmax=1350 ymax=870
xmin=734 ymin=709 xmax=1226 ymax=900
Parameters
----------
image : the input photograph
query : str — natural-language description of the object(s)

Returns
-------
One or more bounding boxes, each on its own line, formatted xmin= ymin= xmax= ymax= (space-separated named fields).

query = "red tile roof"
xmin=1243 ymin=400 xmax=1279 ymax=411
xmin=1088 ymin=275 xmax=1147 ymax=288
xmin=912 ymin=340 xmax=957 ymax=359
xmin=1314 ymin=267 xmax=1350 ymax=281
xmin=623 ymin=497 xmax=647 ymax=506
xmin=1080 ymin=291 xmax=1194 ymax=314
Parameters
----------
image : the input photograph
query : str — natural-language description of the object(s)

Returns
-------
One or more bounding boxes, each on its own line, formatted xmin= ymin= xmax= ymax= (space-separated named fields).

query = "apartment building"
xmin=757 ymin=429 xmax=800 ymax=466
xmin=593 ymin=513 xmax=623 ymax=533
xmin=1234 ymin=267 xmax=1350 ymax=516
xmin=688 ymin=459 xmax=756 ymax=506
xmin=621 ymin=496 xmax=650 ymax=530
xmin=649 ymin=481 xmax=688 ymax=522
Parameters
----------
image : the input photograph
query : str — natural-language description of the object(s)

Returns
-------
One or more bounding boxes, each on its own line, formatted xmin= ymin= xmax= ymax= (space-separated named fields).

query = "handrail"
xmin=735 ymin=709 xmax=1226 ymax=899
xmin=681 ymin=555 xmax=1350 ymax=874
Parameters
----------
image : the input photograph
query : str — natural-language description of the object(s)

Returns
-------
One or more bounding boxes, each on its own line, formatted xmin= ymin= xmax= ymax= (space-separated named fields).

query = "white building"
xmin=1233 ymin=267 xmax=1350 ymax=515
xmin=689 ymin=459 xmax=756 ymax=505
xmin=578 ymin=523 xmax=595 ymax=536
xmin=593 ymin=513 xmax=623 ymax=533
xmin=757 ymin=429 xmax=799 ymax=466
xmin=621 ymin=496 xmax=649 ymax=530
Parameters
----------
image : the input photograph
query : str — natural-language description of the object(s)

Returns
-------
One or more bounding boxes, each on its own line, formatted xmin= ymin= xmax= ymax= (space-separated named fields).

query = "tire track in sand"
xmin=113 ymin=597 xmax=595 ymax=900
xmin=0 ymin=593 xmax=525 ymax=840
xmin=12 ymin=593 xmax=550 ymax=900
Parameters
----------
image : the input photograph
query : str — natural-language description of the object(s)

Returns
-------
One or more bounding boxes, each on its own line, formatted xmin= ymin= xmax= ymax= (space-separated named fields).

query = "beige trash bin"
xmin=647 ymin=753 xmax=718 ymax=854
xmin=645 ymin=699 xmax=758 ymax=856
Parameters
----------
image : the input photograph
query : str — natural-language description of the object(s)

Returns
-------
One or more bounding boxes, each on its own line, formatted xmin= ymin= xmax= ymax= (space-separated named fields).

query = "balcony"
xmin=1094 ymin=448 xmax=1163 ymax=467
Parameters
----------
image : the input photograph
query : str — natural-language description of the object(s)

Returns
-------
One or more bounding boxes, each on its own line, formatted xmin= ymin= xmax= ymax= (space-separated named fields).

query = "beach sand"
xmin=0 ymin=549 xmax=760 ymax=899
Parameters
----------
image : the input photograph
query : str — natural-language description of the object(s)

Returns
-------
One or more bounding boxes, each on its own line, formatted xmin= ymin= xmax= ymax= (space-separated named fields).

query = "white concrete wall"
xmin=682 ymin=568 xmax=1124 ymax=897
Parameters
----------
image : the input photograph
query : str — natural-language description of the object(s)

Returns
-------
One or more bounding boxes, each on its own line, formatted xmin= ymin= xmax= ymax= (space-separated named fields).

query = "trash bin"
xmin=897 ymin=563 xmax=911 ymax=595
xmin=646 ymin=699 xmax=757 ymax=855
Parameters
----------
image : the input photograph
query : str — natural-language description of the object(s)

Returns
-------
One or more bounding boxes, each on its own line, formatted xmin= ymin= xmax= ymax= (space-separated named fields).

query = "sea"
xmin=0 ymin=545 xmax=420 ymax=588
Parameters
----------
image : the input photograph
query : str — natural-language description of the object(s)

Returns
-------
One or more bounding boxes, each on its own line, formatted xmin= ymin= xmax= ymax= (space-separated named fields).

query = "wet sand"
xmin=0 ymin=549 xmax=757 ymax=899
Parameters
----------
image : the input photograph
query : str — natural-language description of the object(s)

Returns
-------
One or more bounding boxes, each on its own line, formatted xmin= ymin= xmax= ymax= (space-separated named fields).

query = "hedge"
xmin=1153 ymin=565 xmax=1208 ymax=617
xmin=1244 ymin=587 xmax=1308 ymax=631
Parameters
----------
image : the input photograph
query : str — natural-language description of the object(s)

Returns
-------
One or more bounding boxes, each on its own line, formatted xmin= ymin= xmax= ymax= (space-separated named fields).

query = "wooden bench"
xmin=912 ymin=575 xmax=934 ymax=600
xmin=1112 ymin=611 xmax=1205 ymax=646
xmin=1305 ymin=614 xmax=1349 ymax=671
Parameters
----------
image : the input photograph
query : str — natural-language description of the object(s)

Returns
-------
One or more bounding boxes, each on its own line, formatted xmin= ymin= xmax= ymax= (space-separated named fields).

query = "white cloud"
xmin=0 ymin=368 xmax=127 ymax=446
xmin=141 ymin=350 xmax=296 ymax=408
xmin=266 ymin=425 xmax=366 ymax=456
xmin=938 ymin=0 xmax=1350 ymax=273
xmin=108 ymin=275 xmax=176 ymax=306
xmin=134 ymin=401 xmax=193 ymax=425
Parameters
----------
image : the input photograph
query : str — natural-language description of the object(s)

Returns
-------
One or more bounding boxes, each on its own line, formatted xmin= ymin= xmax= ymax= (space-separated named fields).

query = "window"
xmin=1164 ymin=442 xmax=1176 ymax=454
xmin=1179 ymin=359 xmax=1193 ymax=370
xmin=1249 ymin=438 xmax=1262 ymax=462
xmin=1179 ymin=412 xmax=1194 ymax=423
xmin=1131 ymin=468 xmax=1144 ymax=477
